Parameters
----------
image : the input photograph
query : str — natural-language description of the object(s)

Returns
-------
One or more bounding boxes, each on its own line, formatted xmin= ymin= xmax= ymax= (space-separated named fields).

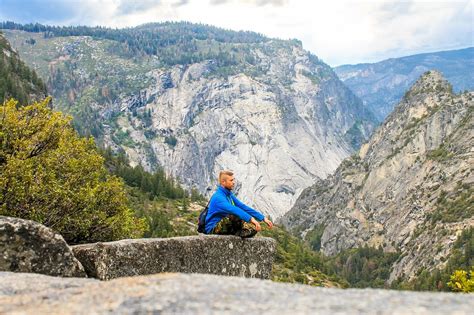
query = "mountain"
xmin=0 ymin=31 xmax=345 ymax=289
xmin=335 ymin=47 xmax=474 ymax=121
xmin=0 ymin=32 xmax=47 ymax=104
xmin=1 ymin=22 xmax=376 ymax=219
xmin=280 ymin=71 xmax=473 ymax=282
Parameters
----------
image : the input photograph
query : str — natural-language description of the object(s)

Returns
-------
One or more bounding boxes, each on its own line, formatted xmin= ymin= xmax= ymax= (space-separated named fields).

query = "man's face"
xmin=221 ymin=175 xmax=235 ymax=190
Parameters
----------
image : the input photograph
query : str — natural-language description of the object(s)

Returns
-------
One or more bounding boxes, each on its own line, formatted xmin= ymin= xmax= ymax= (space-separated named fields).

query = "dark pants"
xmin=211 ymin=215 xmax=258 ymax=238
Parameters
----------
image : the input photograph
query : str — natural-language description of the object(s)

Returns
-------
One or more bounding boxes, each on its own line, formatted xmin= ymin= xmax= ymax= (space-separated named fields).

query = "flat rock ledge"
xmin=0 ymin=216 xmax=86 ymax=277
xmin=1 ymin=271 xmax=473 ymax=315
xmin=71 ymin=235 xmax=276 ymax=280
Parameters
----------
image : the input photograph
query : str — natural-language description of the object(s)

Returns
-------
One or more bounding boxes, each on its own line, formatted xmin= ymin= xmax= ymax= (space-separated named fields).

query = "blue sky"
xmin=0 ymin=0 xmax=472 ymax=66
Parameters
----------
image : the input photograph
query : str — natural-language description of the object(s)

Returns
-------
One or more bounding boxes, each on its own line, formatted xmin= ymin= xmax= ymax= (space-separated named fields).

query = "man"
xmin=205 ymin=170 xmax=273 ymax=238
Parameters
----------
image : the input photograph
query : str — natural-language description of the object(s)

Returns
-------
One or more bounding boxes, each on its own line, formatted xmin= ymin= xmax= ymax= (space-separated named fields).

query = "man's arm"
xmin=231 ymin=194 xmax=273 ymax=229
xmin=230 ymin=194 xmax=265 ymax=221
xmin=214 ymin=196 xmax=253 ymax=222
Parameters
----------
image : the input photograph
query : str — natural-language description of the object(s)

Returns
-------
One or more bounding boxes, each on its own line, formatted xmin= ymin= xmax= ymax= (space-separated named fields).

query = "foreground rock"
xmin=72 ymin=235 xmax=276 ymax=280
xmin=0 ymin=216 xmax=86 ymax=277
xmin=1 ymin=271 xmax=473 ymax=314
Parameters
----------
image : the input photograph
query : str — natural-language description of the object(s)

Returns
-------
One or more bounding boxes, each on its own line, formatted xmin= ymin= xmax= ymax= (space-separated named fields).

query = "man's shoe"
xmin=236 ymin=228 xmax=257 ymax=239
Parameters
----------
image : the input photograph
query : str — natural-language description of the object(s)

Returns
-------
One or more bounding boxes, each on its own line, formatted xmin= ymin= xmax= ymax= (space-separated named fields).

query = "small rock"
xmin=0 ymin=216 xmax=86 ymax=277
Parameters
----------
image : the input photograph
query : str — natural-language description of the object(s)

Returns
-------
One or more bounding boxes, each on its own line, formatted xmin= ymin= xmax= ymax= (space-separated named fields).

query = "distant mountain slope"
xmin=281 ymin=71 xmax=473 ymax=281
xmin=0 ymin=32 xmax=46 ymax=104
xmin=2 ymin=22 xmax=376 ymax=218
xmin=335 ymin=47 xmax=474 ymax=121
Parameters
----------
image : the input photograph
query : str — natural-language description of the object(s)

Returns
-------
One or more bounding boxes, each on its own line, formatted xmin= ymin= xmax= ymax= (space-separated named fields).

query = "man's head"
xmin=219 ymin=170 xmax=235 ymax=190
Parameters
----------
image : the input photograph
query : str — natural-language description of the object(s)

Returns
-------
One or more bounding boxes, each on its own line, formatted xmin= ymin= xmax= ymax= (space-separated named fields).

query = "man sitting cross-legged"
xmin=205 ymin=170 xmax=273 ymax=238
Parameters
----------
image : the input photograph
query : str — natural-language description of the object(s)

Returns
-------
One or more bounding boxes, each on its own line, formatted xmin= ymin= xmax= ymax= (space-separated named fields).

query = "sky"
xmin=0 ymin=0 xmax=472 ymax=66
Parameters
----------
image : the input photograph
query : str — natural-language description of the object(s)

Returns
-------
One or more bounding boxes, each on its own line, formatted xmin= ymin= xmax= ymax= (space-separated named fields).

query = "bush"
xmin=0 ymin=98 xmax=146 ymax=244
xmin=305 ymin=224 xmax=325 ymax=251
xmin=447 ymin=268 xmax=474 ymax=293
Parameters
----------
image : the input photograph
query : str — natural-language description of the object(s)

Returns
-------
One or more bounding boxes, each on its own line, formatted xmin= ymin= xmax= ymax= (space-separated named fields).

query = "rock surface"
xmin=1 ymin=271 xmax=473 ymax=314
xmin=0 ymin=216 xmax=86 ymax=277
xmin=72 ymin=235 xmax=276 ymax=280
xmin=281 ymin=71 xmax=474 ymax=280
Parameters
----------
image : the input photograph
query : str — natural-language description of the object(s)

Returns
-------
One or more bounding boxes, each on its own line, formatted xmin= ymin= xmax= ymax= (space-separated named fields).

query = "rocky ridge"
xmin=1 ymin=271 xmax=473 ymax=314
xmin=335 ymin=47 xmax=474 ymax=121
xmin=281 ymin=71 xmax=473 ymax=281
xmin=72 ymin=235 xmax=275 ymax=280
xmin=1 ymin=216 xmax=275 ymax=280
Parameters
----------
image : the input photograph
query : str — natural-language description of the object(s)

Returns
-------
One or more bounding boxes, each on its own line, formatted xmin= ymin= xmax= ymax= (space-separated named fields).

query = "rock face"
xmin=335 ymin=47 xmax=474 ymax=121
xmin=0 ymin=216 xmax=86 ymax=277
xmin=3 ymin=27 xmax=376 ymax=219
xmin=72 ymin=235 xmax=276 ymax=280
xmin=108 ymin=48 xmax=375 ymax=219
xmin=1 ymin=271 xmax=473 ymax=314
xmin=281 ymin=71 xmax=474 ymax=281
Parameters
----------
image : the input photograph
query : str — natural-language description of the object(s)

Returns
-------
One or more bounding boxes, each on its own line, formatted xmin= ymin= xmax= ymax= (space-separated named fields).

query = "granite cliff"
xmin=281 ymin=71 xmax=473 ymax=281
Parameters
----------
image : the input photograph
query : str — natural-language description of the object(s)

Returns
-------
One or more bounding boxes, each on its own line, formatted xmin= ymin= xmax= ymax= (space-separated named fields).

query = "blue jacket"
xmin=205 ymin=185 xmax=265 ymax=234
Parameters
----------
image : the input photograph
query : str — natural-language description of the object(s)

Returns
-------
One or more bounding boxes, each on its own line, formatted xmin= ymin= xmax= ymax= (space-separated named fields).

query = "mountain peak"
xmin=404 ymin=70 xmax=453 ymax=100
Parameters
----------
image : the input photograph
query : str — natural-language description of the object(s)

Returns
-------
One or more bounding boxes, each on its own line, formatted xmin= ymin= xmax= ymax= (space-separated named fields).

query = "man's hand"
xmin=250 ymin=217 xmax=261 ymax=232
xmin=263 ymin=217 xmax=273 ymax=229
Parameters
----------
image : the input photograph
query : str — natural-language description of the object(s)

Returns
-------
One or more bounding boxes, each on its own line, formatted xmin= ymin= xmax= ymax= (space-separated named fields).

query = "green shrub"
xmin=428 ymin=185 xmax=474 ymax=223
xmin=447 ymin=268 xmax=474 ymax=293
xmin=0 ymin=98 xmax=146 ymax=244
xmin=305 ymin=224 xmax=325 ymax=251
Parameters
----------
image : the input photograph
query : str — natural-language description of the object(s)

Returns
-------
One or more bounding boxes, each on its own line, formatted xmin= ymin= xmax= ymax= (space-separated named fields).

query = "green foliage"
xmin=113 ymin=129 xmax=135 ymax=148
xmin=427 ymin=183 xmax=474 ymax=223
xmin=402 ymin=71 xmax=454 ymax=101
xmin=426 ymin=146 xmax=452 ymax=161
xmin=262 ymin=226 xmax=398 ymax=289
xmin=0 ymin=98 xmax=146 ymax=244
xmin=301 ymin=70 xmax=320 ymax=85
xmin=100 ymin=147 xmax=200 ymax=201
xmin=260 ymin=226 xmax=346 ymax=287
xmin=126 ymin=187 xmax=203 ymax=238
xmin=447 ymin=268 xmax=474 ymax=293
xmin=99 ymin=145 xmax=206 ymax=239
xmin=404 ymin=115 xmax=426 ymax=130
xmin=344 ymin=120 xmax=367 ymax=149
xmin=305 ymin=224 xmax=325 ymax=251
xmin=0 ymin=33 xmax=47 ymax=105
xmin=391 ymin=227 xmax=473 ymax=291
xmin=0 ymin=21 xmax=268 ymax=66
xmin=326 ymin=245 xmax=401 ymax=288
